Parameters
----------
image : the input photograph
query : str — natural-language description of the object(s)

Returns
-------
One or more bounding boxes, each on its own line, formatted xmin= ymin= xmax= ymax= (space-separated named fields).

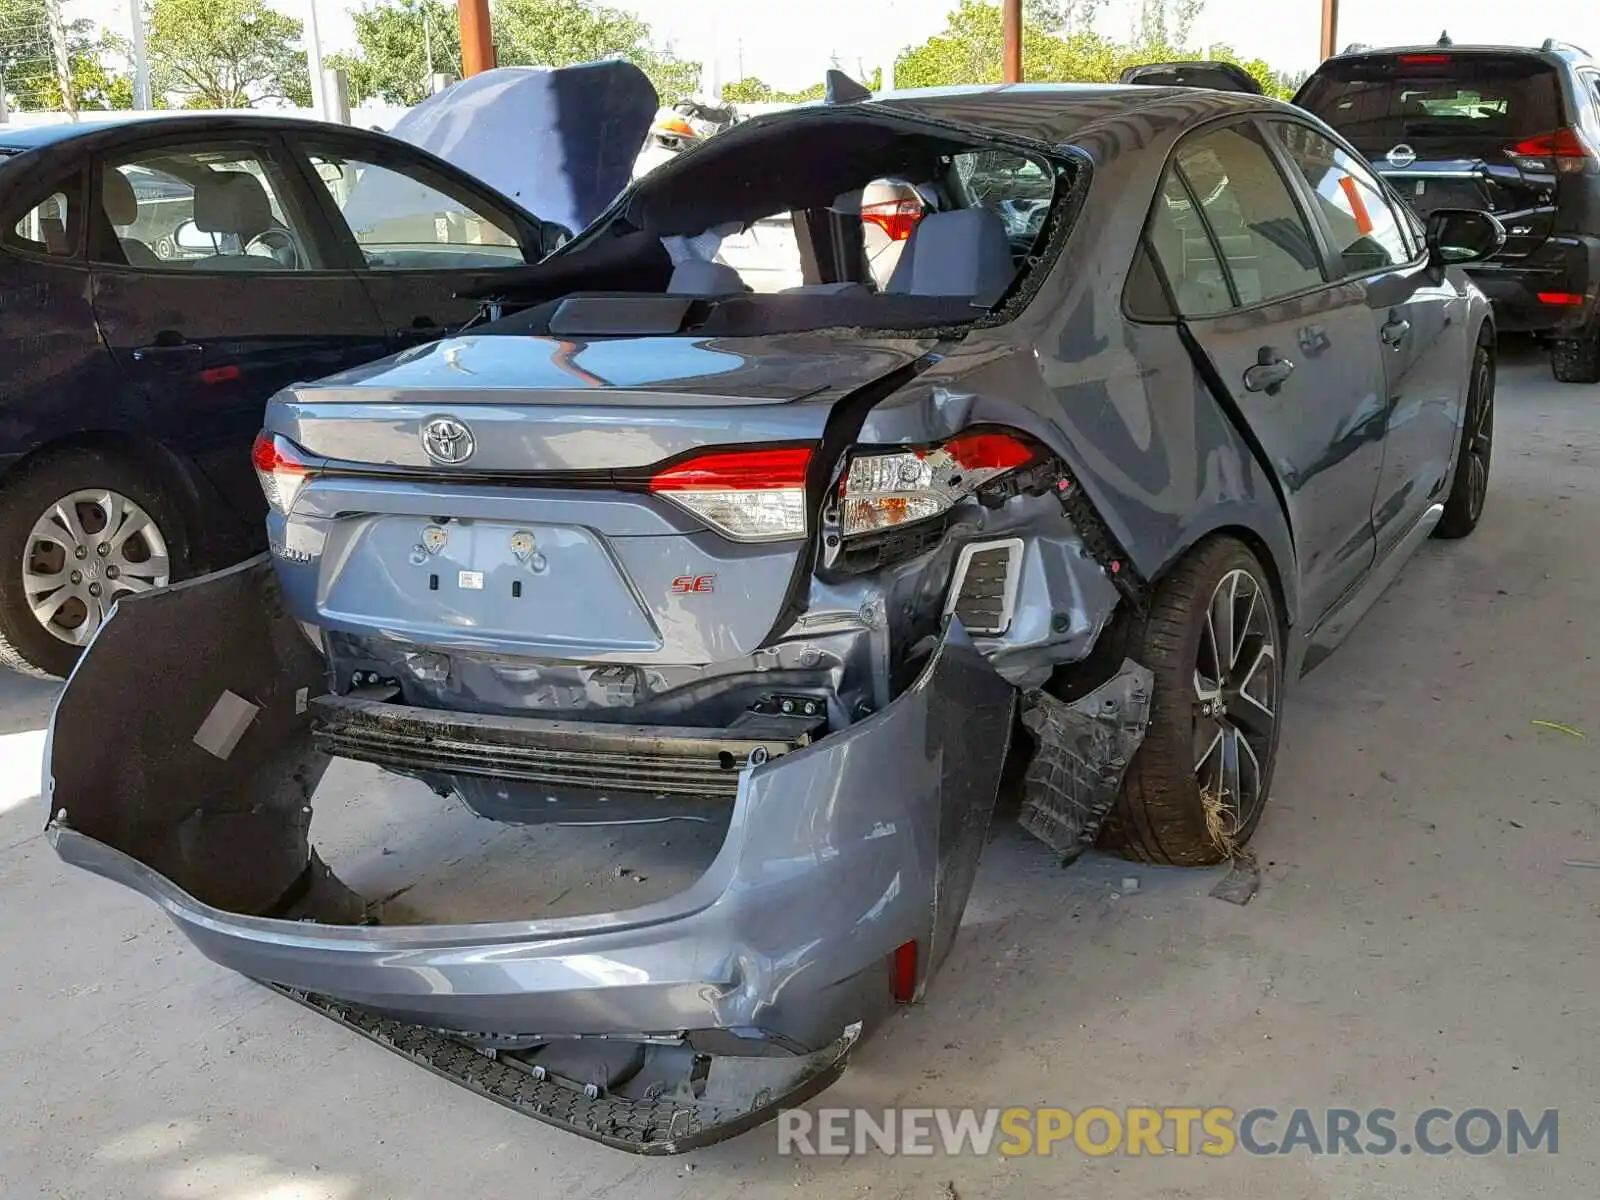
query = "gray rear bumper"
xmin=46 ymin=555 xmax=1015 ymax=1052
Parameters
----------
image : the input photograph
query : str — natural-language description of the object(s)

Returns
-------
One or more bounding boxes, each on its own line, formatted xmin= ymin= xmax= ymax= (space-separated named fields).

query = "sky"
xmin=69 ymin=0 xmax=1600 ymax=91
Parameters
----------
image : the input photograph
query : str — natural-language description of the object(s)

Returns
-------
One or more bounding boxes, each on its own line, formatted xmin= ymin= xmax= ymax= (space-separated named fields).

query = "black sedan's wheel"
xmin=1433 ymin=342 xmax=1493 ymax=540
xmin=0 ymin=451 xmax=188 ymax=678
xmin=1099 ymin=537 xmax=1283 ymax=866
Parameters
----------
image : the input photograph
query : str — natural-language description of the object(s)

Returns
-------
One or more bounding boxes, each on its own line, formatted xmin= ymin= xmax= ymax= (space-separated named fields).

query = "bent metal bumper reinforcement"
xmin=270 ymin=986 xmax=859 ymax=1154
xmin=311 ymin=694 xmax=824 ymax=800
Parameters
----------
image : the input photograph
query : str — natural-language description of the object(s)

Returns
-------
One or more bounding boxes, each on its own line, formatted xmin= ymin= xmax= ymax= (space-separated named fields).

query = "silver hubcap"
xmin=1193 ymin=568 xmax=1278 ymax=838
xmin=23 ymin=490 xmax=170 ymax=646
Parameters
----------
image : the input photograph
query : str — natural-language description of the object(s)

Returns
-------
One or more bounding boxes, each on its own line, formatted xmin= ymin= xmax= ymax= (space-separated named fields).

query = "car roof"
xmin=1329 ymin=43 xmax=1591 ymax=66
xmin=0 ymin=111 xmax=376 ymax=154
xmin=861 ymin=82 xmax=1271 ymax=145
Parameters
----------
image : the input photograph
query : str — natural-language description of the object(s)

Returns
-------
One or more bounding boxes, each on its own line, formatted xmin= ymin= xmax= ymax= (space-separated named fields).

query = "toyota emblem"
xmin=1386 ymin=143 xmax=1417 ymax=169
xmin=421 ymin=416 xmax=474 ymax=465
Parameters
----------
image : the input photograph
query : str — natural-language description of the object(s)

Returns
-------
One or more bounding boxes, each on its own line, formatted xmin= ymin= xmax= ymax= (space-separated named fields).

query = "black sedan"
xmin=0 ymin=64 xmax=652 ymax=677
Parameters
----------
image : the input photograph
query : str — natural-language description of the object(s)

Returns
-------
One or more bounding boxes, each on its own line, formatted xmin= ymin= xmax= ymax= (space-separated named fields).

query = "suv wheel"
xmin=1551 ymin=321 xmax=1600 ymax=383
xmin=0 ymin=452 xmax=188 ymax=678
xmin=1098 ymin=537 xmax=1283 ymax=866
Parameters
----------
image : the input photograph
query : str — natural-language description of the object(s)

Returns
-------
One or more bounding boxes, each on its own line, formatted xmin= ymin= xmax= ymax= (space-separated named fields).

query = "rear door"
xmin=89 ymin=133 xmax=388 ymax=527
xmin=1142 ymin=119 xmax=1388 ymax=625
xmin=1267 ymin=118 xmax=1462 ymax=554
xmin=286 ymin=135 xmax=546 ymax=348
xmin=1295 ymin=52 xmax=1570 ymax=258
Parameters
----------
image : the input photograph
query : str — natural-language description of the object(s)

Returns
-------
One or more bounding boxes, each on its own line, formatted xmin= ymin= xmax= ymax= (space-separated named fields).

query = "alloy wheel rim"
xmin=23 ymin=490 xmax=170 ymax=646
xmin=1193 ymin=568 xmax=1278 ymax=838
xmin=1466 ymin=359 xmax=1493 ymax=522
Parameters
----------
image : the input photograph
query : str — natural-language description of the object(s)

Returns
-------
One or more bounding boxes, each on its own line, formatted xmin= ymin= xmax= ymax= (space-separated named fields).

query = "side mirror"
xmin=173 ymin=218 xmax=215 ymax=252
xmin=1425 ymin=208 xmax=1505 ymax=265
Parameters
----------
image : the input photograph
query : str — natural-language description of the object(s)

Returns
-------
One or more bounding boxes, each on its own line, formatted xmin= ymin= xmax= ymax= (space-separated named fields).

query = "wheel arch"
xmin=1146 ymin=512 xmax=1298 ymax=637
xmin=0 ymin=430 xmax=208 ymax=560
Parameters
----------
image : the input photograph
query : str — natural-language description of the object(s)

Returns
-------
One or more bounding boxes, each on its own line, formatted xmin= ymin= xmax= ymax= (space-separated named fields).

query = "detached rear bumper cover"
xmin=46 ymin=555 xmax=1014 ymax=1053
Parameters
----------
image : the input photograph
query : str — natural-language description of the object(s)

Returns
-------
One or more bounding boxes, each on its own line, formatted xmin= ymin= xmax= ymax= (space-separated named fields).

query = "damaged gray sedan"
xmin=46 ymin=81 xmax=1502 ymax=1152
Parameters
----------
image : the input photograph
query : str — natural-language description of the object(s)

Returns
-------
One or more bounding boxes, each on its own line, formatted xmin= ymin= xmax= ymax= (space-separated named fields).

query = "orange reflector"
xmin=1538 ymin=292 xmax=1585 ymax=306
xmin=891 ymin=939 xmax=918 ymax=1003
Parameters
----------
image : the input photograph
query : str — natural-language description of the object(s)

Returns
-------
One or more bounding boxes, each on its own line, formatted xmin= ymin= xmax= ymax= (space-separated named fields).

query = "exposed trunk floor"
xmin=307 ymin=758 xmax=731 ymax=924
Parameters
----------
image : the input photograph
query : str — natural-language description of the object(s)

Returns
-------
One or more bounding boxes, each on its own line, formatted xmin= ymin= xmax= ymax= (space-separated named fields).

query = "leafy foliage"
xmin=326 ymin=0 xmax=459 ymax=106
xmin=721 ymin=68 xmax=879 ymax=105
xmin=493 ymin=0 xmax=700 ymax=103
xmin=148 ymin=0 xmax=312 ymax=109
xmin=0 ymin=0 xmax=131 ymax=112
xmin=894 ymin=0 xmax=1299 ymax=99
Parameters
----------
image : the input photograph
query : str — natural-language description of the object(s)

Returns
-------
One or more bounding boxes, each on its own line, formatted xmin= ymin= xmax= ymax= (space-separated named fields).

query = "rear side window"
xmin=1297 ymin=54 xmax=1566 ymax=147
xmin=1153 ymin=124 xmax=1324 ymax=312
xmin=1270 ymin=123 xmax=1413 ymax=275
xmin=5 ymin=178 xmax=81 ymax=258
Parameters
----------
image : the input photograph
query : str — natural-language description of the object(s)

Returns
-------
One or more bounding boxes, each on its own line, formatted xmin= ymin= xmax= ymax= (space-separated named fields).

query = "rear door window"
xmin=1163 ymin=124 xmax=1325 ymax=309
xmin=1296 ymin=54 xmax=1566 ymax=150
xmin=5 ymin=178 xmax=82 ymax=258
xmin=1269 ymin=122 xmax=1414 ymax=275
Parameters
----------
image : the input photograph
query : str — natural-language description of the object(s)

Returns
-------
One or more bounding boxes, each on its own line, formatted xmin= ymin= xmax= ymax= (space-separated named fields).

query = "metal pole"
xmin=130 ymin=1 xmax=152 ymax=109
xmin=1319 ymin=0 xmax=1339 ymax=60
xmin=304 ymin=0 xmax=329 ymax=116
xmin=322 ymin=66 xmax=350 ymax=124
xmin=1002 ymin=0 xmax=1022 ymax=83
xmin=459 ymin=0 xmax=494 ymax=77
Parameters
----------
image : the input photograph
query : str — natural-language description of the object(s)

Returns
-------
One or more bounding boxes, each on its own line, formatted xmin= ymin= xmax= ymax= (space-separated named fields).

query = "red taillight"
xmin=891 ymin=939 xmax=918 ymax=1003
xmin=943 ymin=431 xmax=1038 ymax=471
xmin=1398 ymin=53 xmax=1451 ymax=64
xmin=860 ymin=198 xmax=923 ymax=242
xmin=648 ymin=445 xmax=813 ymax=541
xmin=648 ymin=446 xmax=812 ymax=491
xmin=840 ymin=429 xmax=1039 ymax=538
xmin=1539 ymin=291 xmax=1585 ymax=306
xmin=654 ymin=115 xmax=695 ymax=138
xmin=252 ymin=431 xmax=311 ymax=514
xmin=1508 ymin=127 xmax=1597 ymax=174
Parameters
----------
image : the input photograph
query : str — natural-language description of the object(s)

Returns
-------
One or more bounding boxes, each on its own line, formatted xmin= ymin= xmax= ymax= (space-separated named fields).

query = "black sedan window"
xmin=4 ymin=178 xmax=80 ymax=259
xmin=1268 ymin=123 xmax=1413 ymax=277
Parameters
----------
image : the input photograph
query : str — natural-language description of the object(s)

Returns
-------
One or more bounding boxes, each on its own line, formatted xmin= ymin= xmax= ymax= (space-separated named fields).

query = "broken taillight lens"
xmin=1508 ymin=127 xmax=1599 ymax=174
xmin=252 ymin=431 xmax=312 ymax=515
xmin=860 ymin=197 xmax=923 ymax=242
xmin=839 ymin=430 xmax=1038 ymax=538
xmin=648 ymin=445 xmax=813 ymax=541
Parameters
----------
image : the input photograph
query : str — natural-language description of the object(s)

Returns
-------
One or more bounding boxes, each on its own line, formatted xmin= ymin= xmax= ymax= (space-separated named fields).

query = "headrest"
xmin=193 ymin=171 xmax=273 ymax=237
xmin=101 ymin=169 xmax=138 ymax=227
xmin=886 ymin=207 xmax=1015 ymax=299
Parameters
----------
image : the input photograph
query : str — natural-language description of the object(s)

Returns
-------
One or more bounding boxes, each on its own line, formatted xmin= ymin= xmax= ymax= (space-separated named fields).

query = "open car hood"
xmin=363 ymin=61 xmax=659 ymax=237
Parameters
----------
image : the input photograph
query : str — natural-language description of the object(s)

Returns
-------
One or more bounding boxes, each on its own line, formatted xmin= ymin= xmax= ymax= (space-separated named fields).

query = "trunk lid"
xmin=265 ymin=330 xmax=935 ymax=665
xmin=1296 ymin=51 xmax=1572 ymax=257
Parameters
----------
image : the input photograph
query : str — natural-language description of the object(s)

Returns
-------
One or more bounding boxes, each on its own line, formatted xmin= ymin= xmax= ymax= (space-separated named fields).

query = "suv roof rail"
xmin=1541 ymin=38 xmax=1592 ymax=57
xmin=1340 ymin=42 xmax=1372 ymax=54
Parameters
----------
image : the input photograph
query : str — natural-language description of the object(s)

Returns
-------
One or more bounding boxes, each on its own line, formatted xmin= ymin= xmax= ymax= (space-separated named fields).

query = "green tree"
xmin=0 ymin=0 xmax=125 ymax=111
xmin=148 ymin=0 xmax=312 ymax=108
xmin=327 ymin=0 xmax=460 ymax=106
xmin=493 ymin=0 xmax=700 ymax=103
xmin=722 ymin=70 xmax=876 ymax=105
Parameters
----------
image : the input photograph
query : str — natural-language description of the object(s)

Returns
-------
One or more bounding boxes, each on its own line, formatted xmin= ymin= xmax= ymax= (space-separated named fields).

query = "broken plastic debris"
xmin=1209 ymin=856 xmax=1260 ymax=906
xmin=1121 ymin=877 xmax=1139 ymax=893
xmin=192 ymin=690 xmax=261 ymax=761
xmin=1531 ymin=720 xmax=1587 ymax=739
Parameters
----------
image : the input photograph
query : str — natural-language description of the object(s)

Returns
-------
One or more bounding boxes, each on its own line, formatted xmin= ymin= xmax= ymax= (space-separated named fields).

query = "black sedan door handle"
xmin=1243 ymin=349 xmax=1295 ymax=395
xmin=1380 ymin=317 xmax=1412 ymax=347
xmin=131 ymin=333 xmax=204 ymax=368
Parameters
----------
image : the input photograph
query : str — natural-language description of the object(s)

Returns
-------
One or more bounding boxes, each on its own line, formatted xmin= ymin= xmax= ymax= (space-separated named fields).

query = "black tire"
xmin=1098 ymin=537 xmax=1284 ymax=867
xmin=1551 ymin=321 xmax=1600 ymax=383
xmin=1434 ymin=342 xmax=1493 ymax=540
xmin=0 ymin=451 xmax=190 ymax=679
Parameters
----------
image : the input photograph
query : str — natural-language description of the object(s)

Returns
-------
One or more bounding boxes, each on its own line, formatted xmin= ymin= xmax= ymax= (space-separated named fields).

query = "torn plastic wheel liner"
xmin=45 ymin=555 xmax=1017 ymax=1150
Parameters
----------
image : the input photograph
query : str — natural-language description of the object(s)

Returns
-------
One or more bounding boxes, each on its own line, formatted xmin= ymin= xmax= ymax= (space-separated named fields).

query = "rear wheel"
xmin=1434 ymin=342 xmax=1493 ymax=539
xmin=0 ymin=452 xmax=188 ymax=678
xmin=1099 ymin=537 xmax=1283 ymax=866
xmin=1551 ymin=320 xmax=1600 ymax=383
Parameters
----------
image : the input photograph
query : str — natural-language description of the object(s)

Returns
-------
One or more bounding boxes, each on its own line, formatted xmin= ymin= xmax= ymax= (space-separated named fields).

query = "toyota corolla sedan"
xmin=47 ymin=82 xmax=1501 ymax=1152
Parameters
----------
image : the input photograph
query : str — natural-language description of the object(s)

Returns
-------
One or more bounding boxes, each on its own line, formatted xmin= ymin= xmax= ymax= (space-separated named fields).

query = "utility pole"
xmin=1319 ymin=0 xmax=1339 ymax=60
xmin=459 ymin=0 xmax=494 ymax=77
xmin=129 ymin=0 xmax=152 ymax=109
xmin=1002 ymin=0 xmax=1022 ymax=83
xmin=306 ymin=0 xmax=329 ymax=117
xmin=47 ymin=0 xmax=76 ymax=120
xmin=423 ymin=8 xmax=435 ymax=85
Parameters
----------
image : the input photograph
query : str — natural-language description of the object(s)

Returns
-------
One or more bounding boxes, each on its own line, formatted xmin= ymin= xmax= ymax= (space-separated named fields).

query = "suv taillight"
xmin=252 ymin=432 xmax=313 ymax=514
xmin=648 ymin=445 xmax=813 ymax=541
xmin=1508 ymin=127 xmax=1599 ymax=174
xmin=839 ymin=431 xmax=1038 ymax=538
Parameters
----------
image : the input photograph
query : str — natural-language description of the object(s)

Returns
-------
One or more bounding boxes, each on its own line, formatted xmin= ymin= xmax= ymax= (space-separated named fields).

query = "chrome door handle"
xmin=1243 ymin=350 xmax=1295 ymax=395
xmin=1381 ymin=317 xmax=1411 ymax=347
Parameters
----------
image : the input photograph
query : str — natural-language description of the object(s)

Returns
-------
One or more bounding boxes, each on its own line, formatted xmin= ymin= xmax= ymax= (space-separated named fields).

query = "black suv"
xmin=1296 ymin=39 xmax=1600 ymax=381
